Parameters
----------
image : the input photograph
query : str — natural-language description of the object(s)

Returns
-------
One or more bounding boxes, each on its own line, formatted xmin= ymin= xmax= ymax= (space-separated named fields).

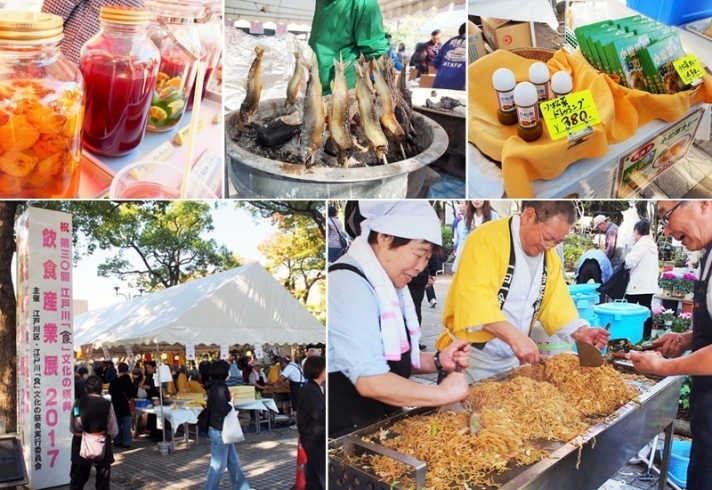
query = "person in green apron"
xmin=328 ymin=201 xmax=470 ymax=437
xmin=624 ymin=200 xmax=712 ymax=490
xmin=309 ymin=0 xmax=390 ymax=95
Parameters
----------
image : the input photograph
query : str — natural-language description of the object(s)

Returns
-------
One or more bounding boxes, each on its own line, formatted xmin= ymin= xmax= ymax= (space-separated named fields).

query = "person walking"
xmin=594 ymin=214 xmax=624 ymax=267
xmin=624 ymin=219 xmax=659 ymax=338
xmin=416 ymin=29 xmax=442 ymax=76
xmin=108 ymin=362 xmax=137 ymax=449
xmin=453 ymin=201 xmax=500 ymax=272
xmin=203 ymin=360 xmax=252 ymax=490
xmin=69 ymin=375 xmax=119 ymax=490
xmin=623 ymin=201 xmax=712 ymax=490
xmin=270 ymin=357 xmax=305 ymax=429
xmin=432 ymin=23 xmax=467 ymax=90
xmin=328 ymin=205 xmax=347 ymax=263
xmin=297 ymin=356 xmax=326 ymax=490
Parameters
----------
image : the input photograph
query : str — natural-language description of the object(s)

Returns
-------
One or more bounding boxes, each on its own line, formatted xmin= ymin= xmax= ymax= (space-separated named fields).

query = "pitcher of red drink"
xmin=0 ymin=12 xmax=84 ymax=198
xmin=186 ymin=0 xmax=222 ymax=110
xmin=145 ymin=0 xmax=206 ymax=132
xmin=80 ymin=7 xmax=160 ymax=157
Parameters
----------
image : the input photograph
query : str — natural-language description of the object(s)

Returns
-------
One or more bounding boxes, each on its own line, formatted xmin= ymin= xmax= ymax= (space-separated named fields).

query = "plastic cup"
xmin=110 ymin=161 xmax=218 ymax=199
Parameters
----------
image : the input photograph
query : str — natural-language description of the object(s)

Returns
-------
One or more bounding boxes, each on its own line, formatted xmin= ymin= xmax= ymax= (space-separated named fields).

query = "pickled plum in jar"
xmin=148 ymin=55 xmax=195 ymax=131
xmin=0 ymin=80 xmax=83 ymax=198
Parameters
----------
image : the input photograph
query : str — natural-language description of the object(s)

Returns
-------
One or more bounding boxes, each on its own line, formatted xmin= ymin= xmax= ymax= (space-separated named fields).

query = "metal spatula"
xmin=575 ymin=340 xmax=606 ymax=367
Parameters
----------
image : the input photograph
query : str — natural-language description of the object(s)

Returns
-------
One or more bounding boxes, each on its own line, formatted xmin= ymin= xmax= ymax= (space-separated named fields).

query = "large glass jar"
xmin=0 ymin=12 xmax=84 ymax=198
xmin=80 ymin=7 xmax=160 ymax=156
xmin=145 ymin=0 xmax=206 ymax=132
xmin=186 ymin=0 xmax=222 ymax=110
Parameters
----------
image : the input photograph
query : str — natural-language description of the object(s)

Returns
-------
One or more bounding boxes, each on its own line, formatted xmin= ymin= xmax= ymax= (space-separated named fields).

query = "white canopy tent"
xmin=416 ymin=4 xmax=467 ymax=35
xmin=75 ymin=262 xmax=324 ymax=350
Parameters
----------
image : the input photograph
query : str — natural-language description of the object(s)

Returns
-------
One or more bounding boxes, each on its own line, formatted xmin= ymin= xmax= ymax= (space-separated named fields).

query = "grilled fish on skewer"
xmin=329 ymin=53 xmax=353 ymax=167
xmin=285 ymin=51 xmax=304 ymax=112
xmin=238 ymin=46 xmax=264 ymax=135
xmin=372 ymin=57 xmax=406 ymax=160
xmin=385 ymin=57 xmax=416 ymax=145
xmin=354 ymin=59 xmax=388 ymax=164
xmin=299 ymin=56 xmax=326 ymax=167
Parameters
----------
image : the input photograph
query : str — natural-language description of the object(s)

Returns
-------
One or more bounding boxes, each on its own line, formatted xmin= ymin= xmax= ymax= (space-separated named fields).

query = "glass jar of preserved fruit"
xmin=187 ymin=0 xmax=221 ymax=110
xmin=80 ymin=7 xmax=160 ymax=156
xmin=145 ymin=0 xmax=206 ymax=132
xmin=0 ymin=11 xmax=84 ymax=198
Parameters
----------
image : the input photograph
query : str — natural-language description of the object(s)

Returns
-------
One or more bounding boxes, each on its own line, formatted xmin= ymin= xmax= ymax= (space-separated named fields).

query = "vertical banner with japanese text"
xmin=16 ymin=208 xmax=73 ymax=489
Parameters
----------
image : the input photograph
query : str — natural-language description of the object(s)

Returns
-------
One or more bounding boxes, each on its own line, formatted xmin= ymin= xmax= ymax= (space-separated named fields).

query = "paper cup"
xmin=110 ymin=161 xmax=217 ymax=199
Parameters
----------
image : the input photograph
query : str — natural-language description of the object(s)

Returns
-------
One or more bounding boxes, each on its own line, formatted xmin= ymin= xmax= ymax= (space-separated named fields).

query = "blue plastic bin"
xmin=593 ymin=300 xmax=650 ymax=344
xmin=627 ymin=0 xmax=712 ymax=26
xmin=568 ymin=283 xmax=600 ymax=295
xmin=568 ymin=284 xmax=601 ymax=319
xmin=669 ymin=440 xmax=691 ymax=488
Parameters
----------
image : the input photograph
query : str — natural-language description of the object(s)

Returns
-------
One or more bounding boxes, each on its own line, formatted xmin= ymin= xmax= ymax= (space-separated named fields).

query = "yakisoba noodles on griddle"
xmin=365 ymin=354 xmax=640 ymax=489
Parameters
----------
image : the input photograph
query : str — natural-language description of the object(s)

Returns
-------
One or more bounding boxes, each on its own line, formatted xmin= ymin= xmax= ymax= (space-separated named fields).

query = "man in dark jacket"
xmin=142 ymin=361 xmax=160 ymax=441
xmin=74 ymin=367 xmax=88 ymax=400
xmin=70 ymin=375 xmax=118 ymax=490
xmin=104 ymin=361 xmax=117 ymax=384
xmin=108 ymin=362 xmax=137 ymax=448
xmin=297 ymin=356 xmax=326 ymax=490
xmin=417 ymin=29 xmax=442 ymax=76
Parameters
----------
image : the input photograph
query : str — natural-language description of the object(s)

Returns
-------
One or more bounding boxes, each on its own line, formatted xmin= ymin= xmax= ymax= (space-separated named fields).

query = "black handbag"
xmin=597 ymin=265 xmax=630 ymax=300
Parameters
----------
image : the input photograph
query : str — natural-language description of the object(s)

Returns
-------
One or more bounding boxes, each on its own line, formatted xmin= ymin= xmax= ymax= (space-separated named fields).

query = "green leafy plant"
xmin=673 ymin=250 xmax=689 ymax=268
xmin=673 ymin=273 xmax=696 ymax=295
xmin=441 ymin=225 xmax=453 ymax=253
xmin=563 ymin=234 xmax=595 ymax=273
xmin=658 ymin=272 xmax=677 ymax=291
xmin=679 ymin=376 xmax=691 ymax=411
xmin=672 ymin=312 xmax=693 ymax=333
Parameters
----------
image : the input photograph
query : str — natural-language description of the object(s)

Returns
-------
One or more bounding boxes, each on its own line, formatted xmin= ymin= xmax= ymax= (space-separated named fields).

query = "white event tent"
xmin=74 ymin=262 xmax=324 ymax=352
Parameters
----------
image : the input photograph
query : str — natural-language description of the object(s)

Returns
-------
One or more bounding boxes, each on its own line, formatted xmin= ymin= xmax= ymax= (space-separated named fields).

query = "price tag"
xmin=540 ymin=89 xmax=601 ymax=141
xmin=673 ymin=55 xmax=705 ymax=85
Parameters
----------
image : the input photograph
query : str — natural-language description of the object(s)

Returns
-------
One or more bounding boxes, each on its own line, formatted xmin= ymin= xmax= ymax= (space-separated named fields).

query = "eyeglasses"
xmin=534 ymin=212 xmax=564 ymax=247
xmin=660 ymin=202 xmax=683 ymax=228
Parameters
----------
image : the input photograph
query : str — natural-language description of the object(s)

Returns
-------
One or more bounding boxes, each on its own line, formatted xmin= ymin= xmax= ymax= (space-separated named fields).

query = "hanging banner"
xmin=276 ymin=23 xmax=288 ymax=36
xmin=185 ymin=343 xmax=195 ymax=361
xmin=249 ymin=21 xmax=264 ymax=34
xmin=253 ymin=343 xmax=264 ymax=360
xmin=124 ymin=345 xmax=134 ymax=358
xmin=220 ymin=344 xmax=229 ymax=360
xmin=16 ymin=207 xmax=73 ymax=489
xmin=101 ymin=346 xmax=110 ymax=359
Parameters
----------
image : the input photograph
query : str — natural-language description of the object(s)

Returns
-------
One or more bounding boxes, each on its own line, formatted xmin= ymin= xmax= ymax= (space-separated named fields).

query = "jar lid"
xmin=145 ymin=0 xmax=211 ymax=22
xmin=100 ymin=6 xmax=152 ymax=24
xmin=0 ymin=12 xmax=63 ymax=43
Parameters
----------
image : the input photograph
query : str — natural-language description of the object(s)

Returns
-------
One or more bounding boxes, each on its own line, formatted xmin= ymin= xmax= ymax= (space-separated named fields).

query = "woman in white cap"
xmin=328 ymin=201 xmax=470 ymax=437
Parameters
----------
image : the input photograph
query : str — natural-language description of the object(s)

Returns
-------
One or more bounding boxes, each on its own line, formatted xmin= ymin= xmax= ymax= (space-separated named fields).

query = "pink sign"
xmin=16 ymin=207 xmax=73 ymax=489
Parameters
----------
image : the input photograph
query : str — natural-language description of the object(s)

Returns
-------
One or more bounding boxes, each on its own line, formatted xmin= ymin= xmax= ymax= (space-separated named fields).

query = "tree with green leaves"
xmin=235 ymin=201 xmax=325 ymax=238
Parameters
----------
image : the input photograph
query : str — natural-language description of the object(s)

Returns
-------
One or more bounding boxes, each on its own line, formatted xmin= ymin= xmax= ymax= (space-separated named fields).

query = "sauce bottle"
xmin=514 ymin=82 xmax=543 ymax=142
xmin=492 ymin=68 xmax=517 ymax=125
xmin=529 ymin=62 xmax=550 ymax=106
xmin=551 ymin=71 xmax=573 ymax=98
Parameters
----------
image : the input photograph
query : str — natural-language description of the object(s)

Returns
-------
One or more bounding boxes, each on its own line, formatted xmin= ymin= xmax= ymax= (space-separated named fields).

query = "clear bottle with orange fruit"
xmin=0 ymin=12 xmax=84 ymax=198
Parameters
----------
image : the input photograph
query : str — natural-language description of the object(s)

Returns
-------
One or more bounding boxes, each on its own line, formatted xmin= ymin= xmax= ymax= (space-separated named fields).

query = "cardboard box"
xmin=409 ymin=67 xmax=418 ymax=81
xmin=419 ymin=74 xmax=436 ymax=88
xmin=428 ymin=65 xmax=437 ymax=75
xmin=481 ymin=17 xmax=532 ymax=50
xmin=468 ymin=21 xmax=486 ymax=63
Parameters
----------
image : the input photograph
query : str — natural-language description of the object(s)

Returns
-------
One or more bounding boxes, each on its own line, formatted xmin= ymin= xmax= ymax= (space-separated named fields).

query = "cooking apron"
xmin=327 ymin=263 xmax=412 ymax=438
xmin=688 ymin=244 xmax=712 ymax=490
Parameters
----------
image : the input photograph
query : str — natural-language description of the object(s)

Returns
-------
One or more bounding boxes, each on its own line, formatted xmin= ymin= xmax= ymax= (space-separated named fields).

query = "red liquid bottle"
xmin=79 ymin=7 xmax=160 ymax=156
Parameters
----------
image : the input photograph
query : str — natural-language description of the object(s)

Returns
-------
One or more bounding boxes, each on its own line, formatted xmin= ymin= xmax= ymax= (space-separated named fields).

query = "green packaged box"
xmin=574 ymin=21 xmax=612 ymax=66
xmin=589 ymin=29 xmax=628 ymax=72
xmin=615 ymin=18 xmax=653 ymax=32
xmin=603 ymin=33 xmax=653 ymax=90
xmin=595 ymin=32 xmax=635 ymax=76
xmin=638 ymin=32 xmax=688 ymax=94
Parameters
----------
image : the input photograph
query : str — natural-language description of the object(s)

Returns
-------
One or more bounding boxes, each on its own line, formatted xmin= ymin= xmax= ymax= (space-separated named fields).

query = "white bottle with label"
xmin=492 ymin=68 xmax=518 ymax=125
xmin=551 ymin=71 xmax=573 ymax=98
xmin=529 ymin=62 xmax=551 ymax=106
xmin=514 ymin=82 xmax=543 ymax=142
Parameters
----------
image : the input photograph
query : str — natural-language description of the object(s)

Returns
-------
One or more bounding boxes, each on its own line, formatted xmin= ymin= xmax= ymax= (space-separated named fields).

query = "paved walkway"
xmin=33 ymin=424 xmax=298 ymax=490
xmin=414 ymin=273 xmax=681 ymax=490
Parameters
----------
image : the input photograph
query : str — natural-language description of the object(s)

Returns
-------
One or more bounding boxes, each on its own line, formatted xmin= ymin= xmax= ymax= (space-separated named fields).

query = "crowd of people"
xmin=70 ymin=349 xmax=326 ymax=490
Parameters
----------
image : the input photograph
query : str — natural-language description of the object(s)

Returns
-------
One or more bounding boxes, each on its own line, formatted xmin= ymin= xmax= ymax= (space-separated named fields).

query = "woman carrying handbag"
xmin=203 ymin=360 xmax=253 ymax=490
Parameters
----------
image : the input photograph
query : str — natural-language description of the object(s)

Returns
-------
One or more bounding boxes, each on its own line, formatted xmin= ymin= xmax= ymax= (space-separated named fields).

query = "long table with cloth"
xmin=468 ymin=48 xmax=712 ymax=197
xmin=136 ymin=398 xmax=279 ymax=451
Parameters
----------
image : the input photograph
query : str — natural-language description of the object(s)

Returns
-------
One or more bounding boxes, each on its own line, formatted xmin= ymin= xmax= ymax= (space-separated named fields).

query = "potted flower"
xmin=658 ymin=272 xmax=678 ymax=296
xmin=672 ymin=312 xmax=693 ymax=333
xmin=652 ymin=306 xmax=676 ymax=330
xmin=673 ymin=273 xmax=697 ymax=300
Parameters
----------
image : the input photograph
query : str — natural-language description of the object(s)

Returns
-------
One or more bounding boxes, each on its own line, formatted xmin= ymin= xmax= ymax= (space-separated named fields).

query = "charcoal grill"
xmin=328 ymin=362 xmax=683 ymax=490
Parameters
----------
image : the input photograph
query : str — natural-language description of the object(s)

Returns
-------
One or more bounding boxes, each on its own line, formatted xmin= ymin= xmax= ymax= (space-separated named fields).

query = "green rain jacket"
xmin=309 ymin=0 xmax=389 ymax=95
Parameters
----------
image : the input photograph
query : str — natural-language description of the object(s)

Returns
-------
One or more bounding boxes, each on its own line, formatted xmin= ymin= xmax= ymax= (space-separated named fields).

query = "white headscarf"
xmin=347 ymin=201 xmax=442 ymax=368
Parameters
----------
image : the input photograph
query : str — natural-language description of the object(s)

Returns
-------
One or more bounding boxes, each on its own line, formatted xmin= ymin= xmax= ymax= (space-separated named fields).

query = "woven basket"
xmin=508 ymin=47 xmax=556 ymax=62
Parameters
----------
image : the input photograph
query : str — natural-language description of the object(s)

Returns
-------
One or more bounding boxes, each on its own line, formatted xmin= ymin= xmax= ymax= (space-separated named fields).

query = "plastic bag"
xmin=221 ymin=405 xmax=245 ymax=444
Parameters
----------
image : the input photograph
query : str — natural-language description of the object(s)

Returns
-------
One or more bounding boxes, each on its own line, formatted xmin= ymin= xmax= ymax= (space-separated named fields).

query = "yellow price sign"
xmin=540 ymin=89 xmax=601 ymax=141
xmin=673 ymin=54 xmax=705 ymax=85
